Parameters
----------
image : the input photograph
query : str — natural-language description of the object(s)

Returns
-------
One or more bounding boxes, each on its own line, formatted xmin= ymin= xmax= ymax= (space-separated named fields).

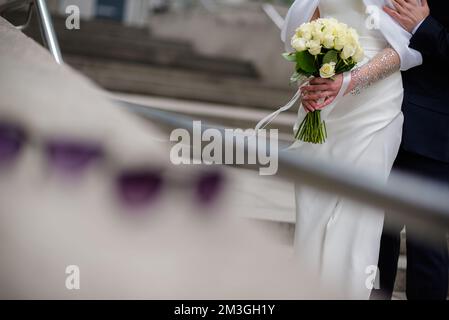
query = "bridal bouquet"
xmin=283 ymin=18 xmax=364 ymax=144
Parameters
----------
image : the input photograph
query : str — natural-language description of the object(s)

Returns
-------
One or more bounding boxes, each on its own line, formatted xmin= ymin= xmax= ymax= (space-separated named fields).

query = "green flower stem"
xmin=294 ymin=110 xmax=327 ymax=144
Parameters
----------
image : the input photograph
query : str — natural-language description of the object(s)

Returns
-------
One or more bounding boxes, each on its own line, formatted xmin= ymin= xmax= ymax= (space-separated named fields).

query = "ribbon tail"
xmin=255 ymin=86 xmax=303 ymax=132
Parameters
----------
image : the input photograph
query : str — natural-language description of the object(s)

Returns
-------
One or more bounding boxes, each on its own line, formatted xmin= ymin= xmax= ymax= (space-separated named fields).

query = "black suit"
xmin=373 ymin=1 xmax=449 ymax=300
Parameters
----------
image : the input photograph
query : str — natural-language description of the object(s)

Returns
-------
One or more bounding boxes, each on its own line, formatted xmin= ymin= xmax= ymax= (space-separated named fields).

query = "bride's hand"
xmin=301 ymin=74 xmax=344 ymax=110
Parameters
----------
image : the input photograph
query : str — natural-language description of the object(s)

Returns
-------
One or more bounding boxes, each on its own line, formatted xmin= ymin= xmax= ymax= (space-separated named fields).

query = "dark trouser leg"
xmin=406 ymin=227 xmax=449 ymax=300
xmin=370 ymin=221 xmax=402 ymax=300
xmin=387 ymin=149 xmax=449 ymax=300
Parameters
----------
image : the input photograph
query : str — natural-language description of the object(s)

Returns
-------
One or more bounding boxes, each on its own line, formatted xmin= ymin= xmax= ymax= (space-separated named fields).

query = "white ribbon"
xmin=255 ymin=72 xmax=352 ymax=134
xmin=255 ymin=80 xmax=308 ymax=132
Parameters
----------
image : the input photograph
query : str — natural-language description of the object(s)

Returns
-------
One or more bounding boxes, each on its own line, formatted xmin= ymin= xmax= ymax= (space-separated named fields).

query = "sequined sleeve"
xmin=349 ymin=48 xmax=401 ymax=95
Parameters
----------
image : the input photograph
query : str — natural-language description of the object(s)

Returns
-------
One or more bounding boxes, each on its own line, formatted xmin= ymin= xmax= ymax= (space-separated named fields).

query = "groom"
xmin=372 ymin=0 xmax=449 ymax=300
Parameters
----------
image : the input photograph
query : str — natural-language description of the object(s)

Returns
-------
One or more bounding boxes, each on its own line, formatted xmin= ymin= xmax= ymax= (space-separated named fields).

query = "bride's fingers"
xmin=303 ymin=91 xmax=334 ymax=101
xmin=303 ymin=101 xmax=314 ymax=112
xmin=302 ymin=101 xmax=316 ymax=113
xmin=315 ymin=96 xmax=336 ymax=110
xmin=309 ymin=77 xmax=332 ymax=85
xmin=302 ymin=84 xmax=331 ymax=92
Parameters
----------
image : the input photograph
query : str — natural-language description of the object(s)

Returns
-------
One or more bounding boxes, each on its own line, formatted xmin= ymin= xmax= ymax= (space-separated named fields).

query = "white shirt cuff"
xmin=412 ymin=19 xmax=425 ymax=35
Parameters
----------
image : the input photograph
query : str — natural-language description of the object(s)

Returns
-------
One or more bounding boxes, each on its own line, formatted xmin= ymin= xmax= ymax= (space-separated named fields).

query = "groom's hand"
xmin=384 ymin=0 xmax=430 ymax=34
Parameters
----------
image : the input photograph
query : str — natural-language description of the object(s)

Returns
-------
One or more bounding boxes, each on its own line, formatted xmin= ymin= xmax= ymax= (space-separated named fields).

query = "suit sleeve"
xmin=410 ymin=15 xmax=449 ymax=62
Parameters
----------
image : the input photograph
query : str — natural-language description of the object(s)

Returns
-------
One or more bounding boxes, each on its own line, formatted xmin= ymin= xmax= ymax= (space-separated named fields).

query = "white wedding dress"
xmin=284 ymin=0 xmax=420 ymax=299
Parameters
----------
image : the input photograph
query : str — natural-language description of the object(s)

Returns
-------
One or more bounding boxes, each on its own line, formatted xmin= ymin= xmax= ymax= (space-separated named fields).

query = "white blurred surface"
xmin=0 ymin=16 xmax=338 ymax=299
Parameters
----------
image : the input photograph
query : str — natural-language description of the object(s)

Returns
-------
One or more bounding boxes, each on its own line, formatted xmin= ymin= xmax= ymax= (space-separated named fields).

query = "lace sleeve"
xmin=349 ymin=48 xmax=401 ymax=95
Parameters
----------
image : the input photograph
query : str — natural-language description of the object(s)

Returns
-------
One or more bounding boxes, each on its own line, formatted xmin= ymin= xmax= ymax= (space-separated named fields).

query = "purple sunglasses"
xmin=0 ymin=121 xmax=225 ymax=208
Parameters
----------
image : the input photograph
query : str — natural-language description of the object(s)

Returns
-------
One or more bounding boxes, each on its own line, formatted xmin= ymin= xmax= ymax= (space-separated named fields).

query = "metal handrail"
xmin=34 ymin=0 xmax=62 ymax=64
xmin=118 ymin=99 xmax=449 ymax=242
xmin=262 ymin=3 xmax=284 ymax=29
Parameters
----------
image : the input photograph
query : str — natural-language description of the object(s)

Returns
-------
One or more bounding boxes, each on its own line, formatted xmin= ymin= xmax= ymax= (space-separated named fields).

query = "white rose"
xmin=341 ymin=43 xmax=357 ymax=60
xmin=297 ymin=24 xmax=313 ymax=40
xmin=322 ymin=34 xmax=335 ymax=49
xmin=313 ymin=30 xmax=325 ymax=42
xmin=312 ymin=22 xmax=325 ymax=41
xmin=334 ymin=31 xmax=347 ymax=50
xmin=291 ymin=36 xmax=307 ymax=52
xmin=348 ymin=28 xmax=359 ymax=43
xmin=353 ymin=45 xmax=365 ymax=63
xmin=298 ymin=23 xmax=312 ymax=34
xmin=307 ymin=39 xmax=322 ymax=55
xmin=319 ymin=62 xmax=336 ymax=78
xmin=324 ymin=18 xmax=339 ymax=26
xmin=324 ymin=22 xmax=337 ymax=36
xmin=302 ymin=31 xmax=313 ymax=41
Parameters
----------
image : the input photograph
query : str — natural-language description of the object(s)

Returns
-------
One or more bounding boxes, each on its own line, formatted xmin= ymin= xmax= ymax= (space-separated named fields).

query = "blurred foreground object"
xmin=0 ymin=15 xmax=323 ymax=299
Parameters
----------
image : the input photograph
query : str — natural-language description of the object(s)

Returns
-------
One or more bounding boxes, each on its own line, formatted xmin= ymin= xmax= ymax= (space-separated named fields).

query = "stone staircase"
xmin=3 ymin=11 xmax=296 ymax=111
xmin=50 ymin=17 xmax=259 ymax=79
xmin=394 ymin=232 xmax=407 ymax=297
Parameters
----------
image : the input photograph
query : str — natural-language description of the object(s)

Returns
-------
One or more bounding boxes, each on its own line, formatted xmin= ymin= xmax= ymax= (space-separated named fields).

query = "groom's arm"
xmin=383 ymin=0 xmax=449 ymax=61
xmin=409 ymin=15 xmax=449 ymax=62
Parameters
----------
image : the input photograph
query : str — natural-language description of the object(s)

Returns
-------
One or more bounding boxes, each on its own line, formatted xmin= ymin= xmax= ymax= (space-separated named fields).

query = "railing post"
xmin=34 ymin=0 xmax=63 ymax=64
xmin=262 ymin=4 xmax=284 ymax=30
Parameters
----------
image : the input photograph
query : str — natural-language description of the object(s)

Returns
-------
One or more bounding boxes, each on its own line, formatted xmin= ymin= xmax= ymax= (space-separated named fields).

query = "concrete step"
xmin=113 ymin=92 xmax=298 ymax=141
xmin=6 ymin=12 xmax=258 ymax=79
xmin=57 ymin=34 xmax=258 ymax=78
xmin=52 ymin=16 xmax=154 ymax=41
xmin=3 ymin=11 xmax=291 ymax=109
xmin=394 ymin=255 xmax=407 ymax=293
xmin=67 ymin=55 xmax=296 ymax=110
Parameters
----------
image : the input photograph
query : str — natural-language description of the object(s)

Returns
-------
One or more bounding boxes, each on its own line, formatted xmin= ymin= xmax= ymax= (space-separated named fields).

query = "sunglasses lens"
xmin=45 ymin=140 xmax=103 ymax=173
xmin=196 ymin=171 xmax=224 ymax=205
xmin=117 ymin=170 xmax=163 ymax=208
xmin=0 ymin=122 xmax=26 ymax=165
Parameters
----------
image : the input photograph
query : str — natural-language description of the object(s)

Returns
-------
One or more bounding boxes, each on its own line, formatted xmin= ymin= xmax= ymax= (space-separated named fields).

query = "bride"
xmin=282 ymin=0 xmax=422 ymax=298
